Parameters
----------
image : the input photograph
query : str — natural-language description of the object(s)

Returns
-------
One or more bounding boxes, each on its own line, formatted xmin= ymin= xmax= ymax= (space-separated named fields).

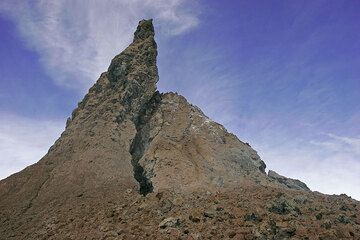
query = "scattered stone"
xmin=275 ymin=227 xmax=296 ymax=238
xmin=244 ymin=213 xmax=262 ymax=223
xmin=321 ymin=220 xmax=332 ymax=229
xmin=203 ymin=209 xmax=216 ymax=218
xmin=268 ymin=220 xmax=279 ymax=235
xmin=155 ymin=192 xmax=163 ymax=200
xmin=339 ymin=205 xmax=349 ymax=211
xmin=336 ymin=214 xmax=351 ymax=224
xmin=228 ymin=230 xmax=236 ymax=238
xmin=216 ymin=206 xmax=224 ymax=211
xmin=189 ymin=215 xmax=201 ymax=223
xmin=316 ymin=213 xmax=323 ymax=220
xmin=159 ymin=199 xmax=173 ymax=213
xmin=76 ymin=193 xmax=84 ymax=198
xmin=269 ymin=199 xmax=291 ymax=215
xmin=159 ymin=217 xmax=180 ymax=229
xmin=294 ymin=195 xmax=309 ymax=204
xmin=191 ymin=233 xmax=201 ymax=240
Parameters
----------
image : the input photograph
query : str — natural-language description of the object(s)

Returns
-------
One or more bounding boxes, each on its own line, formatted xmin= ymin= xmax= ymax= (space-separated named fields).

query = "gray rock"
xmin=336 ymin=214 xmax=351 ymax=224
xmin=269 ymin=198 xmax=301 ymax=216
xmin=158 ymin=217 xmax=180 ymax=229
xmin=244 ymin=213 xmax=262 ymax=222
xmin=275 ymin=227 xmax=296 ymax=239
xmin=321 ymin=220 xmax=332 ymax=229
xmin=294 ymin=195 xmax=309 ymax=204
xmin=203 ymin=209 xmax=216 ymax=218
xmin=268 ymin=170 xmax=310 ymax=191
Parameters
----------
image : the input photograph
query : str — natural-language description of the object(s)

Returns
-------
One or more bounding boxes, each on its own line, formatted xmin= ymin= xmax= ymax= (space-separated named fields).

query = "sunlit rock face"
xmin=0 ymin=20 xmax=359 ymax=240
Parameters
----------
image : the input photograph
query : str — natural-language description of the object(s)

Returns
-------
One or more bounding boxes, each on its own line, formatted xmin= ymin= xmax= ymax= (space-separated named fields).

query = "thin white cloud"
xmin=327 ymin=134 xmax=360 ymax=155
xmin=0 ymin=0 xmax=199 ymax=90
xmin=257 ymin=134 xmax=360 ymax=200
xmin=0 ymin=114 xmax=64 ymax=180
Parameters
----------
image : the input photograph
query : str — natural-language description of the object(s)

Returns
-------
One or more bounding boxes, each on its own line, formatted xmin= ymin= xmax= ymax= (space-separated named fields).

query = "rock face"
xmin=0 ymin=19 xmax=359 ymax=239
xmin=268 ymin=170 xmax=310 ymax=191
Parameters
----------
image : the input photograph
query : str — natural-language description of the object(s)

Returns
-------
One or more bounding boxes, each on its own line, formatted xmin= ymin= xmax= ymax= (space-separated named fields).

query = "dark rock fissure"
xmin=129 ymin=91 xmax=162 ymax=196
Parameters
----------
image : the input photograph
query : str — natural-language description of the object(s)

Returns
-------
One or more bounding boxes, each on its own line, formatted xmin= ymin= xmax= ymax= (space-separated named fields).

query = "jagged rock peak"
xmin=106 ymin=19 xmax=158 ymax=121
xmin=68 ymin=19 xmax=158 ymax=128
xmin=133 ymin=19 xmax=155 ymax=41
xmin=108 ymin=19 xmax=157 ymax=83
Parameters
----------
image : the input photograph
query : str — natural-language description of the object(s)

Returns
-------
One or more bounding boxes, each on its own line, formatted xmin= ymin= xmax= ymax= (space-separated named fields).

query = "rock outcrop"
xmin=268 ymin=170 xmax=310 ymax=191
xmin=0 ymin=19 xmax=359 ymax=239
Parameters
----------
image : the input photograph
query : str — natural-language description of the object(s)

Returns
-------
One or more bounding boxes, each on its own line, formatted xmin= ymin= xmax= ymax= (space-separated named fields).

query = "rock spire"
xmin=0 ymin=19 xmax=357 ymax=240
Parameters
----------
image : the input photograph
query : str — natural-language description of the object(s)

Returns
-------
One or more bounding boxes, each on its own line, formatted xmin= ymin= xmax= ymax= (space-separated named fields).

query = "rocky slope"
xmin=0 ymin=19 xmax=359 ymax=240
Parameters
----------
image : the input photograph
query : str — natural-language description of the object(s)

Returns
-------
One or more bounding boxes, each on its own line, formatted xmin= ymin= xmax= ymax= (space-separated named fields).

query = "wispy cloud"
xmin=0 ymin=114 xmax=64 ymax=180
xmin=0 ymin=0 xmax=199 ymax=90
xmin=326 ymin=134 xmax=360 ymax=155
xmin=257 ymin=134 xmax=360 ymax=200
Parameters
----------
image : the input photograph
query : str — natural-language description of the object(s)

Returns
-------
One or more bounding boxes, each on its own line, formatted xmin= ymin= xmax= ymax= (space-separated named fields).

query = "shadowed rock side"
xmin=0 ymin=19 xmax=359 ymax=239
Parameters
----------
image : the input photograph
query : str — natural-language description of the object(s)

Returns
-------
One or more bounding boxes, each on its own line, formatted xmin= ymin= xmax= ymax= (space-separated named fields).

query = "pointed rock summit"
xmin=1 ymin=20 xmax=359 ymax=239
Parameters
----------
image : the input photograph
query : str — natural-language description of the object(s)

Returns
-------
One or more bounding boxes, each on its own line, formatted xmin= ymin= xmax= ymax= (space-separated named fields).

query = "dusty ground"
xmin=1 ymin=184 xmax=359 ymax=240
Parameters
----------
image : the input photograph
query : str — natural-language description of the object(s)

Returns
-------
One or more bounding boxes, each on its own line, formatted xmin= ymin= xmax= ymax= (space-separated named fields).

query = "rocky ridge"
xmin=0 ymin=19 xmax=359 ymax=239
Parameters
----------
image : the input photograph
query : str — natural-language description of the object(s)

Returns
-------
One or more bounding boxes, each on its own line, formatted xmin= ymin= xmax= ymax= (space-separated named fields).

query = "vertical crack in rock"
xmin=107 ymin=19 xmax=159 ymax=195
xmin=129 ymin=92 xmax=162 ymax=195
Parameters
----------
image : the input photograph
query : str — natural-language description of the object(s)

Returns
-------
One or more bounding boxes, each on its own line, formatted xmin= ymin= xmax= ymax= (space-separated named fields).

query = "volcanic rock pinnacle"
xmin=1 ymin=19 xmax=358 ymax=240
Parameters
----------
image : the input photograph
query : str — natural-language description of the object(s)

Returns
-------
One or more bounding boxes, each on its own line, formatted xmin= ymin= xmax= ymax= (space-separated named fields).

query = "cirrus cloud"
xmin=0 ymin=113 xmax=64 ymax=180
xmin=0 ymin=0 xmax=199 ymax=90
xmin=257 ymin=133 xmax=360 ymax=200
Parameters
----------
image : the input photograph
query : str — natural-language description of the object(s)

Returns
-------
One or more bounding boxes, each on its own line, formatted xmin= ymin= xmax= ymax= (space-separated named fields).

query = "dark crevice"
xmin=129 ymin=91 xmax=162 ymax=196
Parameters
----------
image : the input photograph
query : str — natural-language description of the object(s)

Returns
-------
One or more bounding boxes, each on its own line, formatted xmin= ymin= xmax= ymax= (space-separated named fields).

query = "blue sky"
xmin=0 ymin=0 xmax=359 ymax=199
